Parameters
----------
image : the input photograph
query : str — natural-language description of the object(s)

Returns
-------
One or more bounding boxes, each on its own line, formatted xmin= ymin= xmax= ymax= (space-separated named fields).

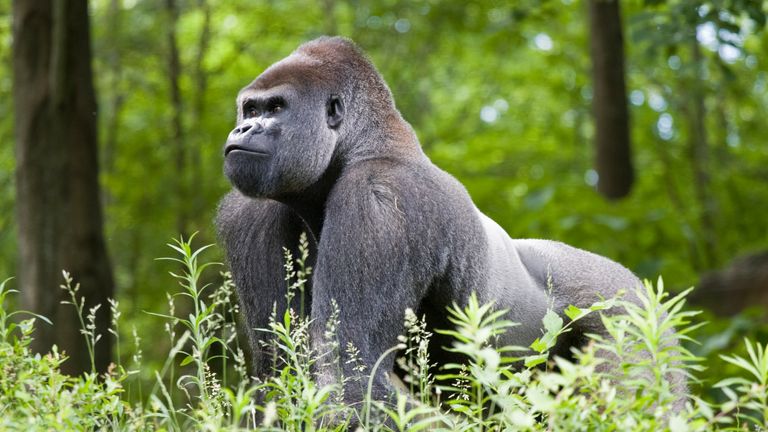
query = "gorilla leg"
xmin=514 ymin=239 xmax=688 ymax=405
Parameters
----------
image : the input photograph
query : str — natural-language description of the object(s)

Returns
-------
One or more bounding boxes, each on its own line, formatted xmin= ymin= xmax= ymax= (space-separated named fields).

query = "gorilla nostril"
xmin=250 ymin=123 xmax=264 ymax=135
xmin=238 ymin=124 xmax=252 ymax=135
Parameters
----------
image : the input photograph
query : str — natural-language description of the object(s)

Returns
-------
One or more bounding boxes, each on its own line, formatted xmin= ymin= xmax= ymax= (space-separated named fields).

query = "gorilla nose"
xmin=232 ymin=123 xmax=264 ymax=136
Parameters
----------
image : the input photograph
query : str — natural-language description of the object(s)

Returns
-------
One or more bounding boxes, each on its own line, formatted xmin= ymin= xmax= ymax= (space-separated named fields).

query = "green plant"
xmin=0 ymin=278 xmax=130 ymax=431
xmin=2 ymin=239 xmax=768 ymax=431
xmin=715 ymin=339 xmax=768 ymax=428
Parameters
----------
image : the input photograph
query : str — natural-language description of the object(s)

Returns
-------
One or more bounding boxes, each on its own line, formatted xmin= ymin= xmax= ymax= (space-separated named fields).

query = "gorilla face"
xmin=223 ymin=79 xmax=344 ymax=198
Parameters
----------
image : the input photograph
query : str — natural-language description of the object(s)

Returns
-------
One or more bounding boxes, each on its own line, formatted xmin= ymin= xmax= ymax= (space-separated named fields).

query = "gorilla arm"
xmin=308 ymin=161 xmax=435 ymax=403
xmin=216 ymin=191 xmax=314 ymax=378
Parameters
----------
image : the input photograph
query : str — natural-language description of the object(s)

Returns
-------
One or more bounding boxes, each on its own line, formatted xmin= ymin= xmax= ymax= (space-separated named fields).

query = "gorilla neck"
xmin=274 ymin=160 xmax=342 ymax=239
xmin=340 ymin=112 xmax=422 ymax=164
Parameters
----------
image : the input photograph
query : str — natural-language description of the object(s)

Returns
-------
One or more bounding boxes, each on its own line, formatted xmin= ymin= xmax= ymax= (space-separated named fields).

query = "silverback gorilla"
xmin=216 ymin=37 xmax=683 ymax=408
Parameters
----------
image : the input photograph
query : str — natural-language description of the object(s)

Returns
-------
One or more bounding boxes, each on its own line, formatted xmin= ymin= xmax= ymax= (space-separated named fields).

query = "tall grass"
xmin=0 ymin=238 xmax=766 ymax=431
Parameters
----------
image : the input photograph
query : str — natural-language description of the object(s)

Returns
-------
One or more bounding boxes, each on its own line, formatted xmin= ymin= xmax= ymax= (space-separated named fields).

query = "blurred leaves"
xmin=0 ymin=0 xmax=767 ymax=367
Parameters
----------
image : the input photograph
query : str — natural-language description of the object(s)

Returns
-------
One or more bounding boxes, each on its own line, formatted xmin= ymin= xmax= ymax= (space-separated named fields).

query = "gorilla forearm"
xmin=216 ymin=192 xmax=314 ymax=376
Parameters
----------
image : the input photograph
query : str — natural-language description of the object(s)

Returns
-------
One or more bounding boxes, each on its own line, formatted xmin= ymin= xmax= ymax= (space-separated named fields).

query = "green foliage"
xmin=0 ymin=279 xmax=129 ymax=431
xmin=1 ymin=241 xmax=768 ymax=431
xmin=1 ymin=0 xmax=768 ymax=428
xmin=2 ymin=0 xmax=764 ymax=310
xmin=1 ymin=0 xmax=767 ymax=379
xmin=716 ymin=339 xmax=768 ymax=426
xmin=61 ymin=271 xmax=103 ymax=374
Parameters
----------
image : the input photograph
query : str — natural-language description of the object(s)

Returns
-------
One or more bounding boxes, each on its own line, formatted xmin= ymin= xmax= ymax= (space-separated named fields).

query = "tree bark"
xmin=587 ymin=0 xmax=634 ymax=200
xmin=165 ymin=0 xmax=187 ymax=237
xmin=103 ymin=0 xmax=125 ymax=180
xmin=191 ymin=0 xmax=211 ymax=218
xmin=321 ymin=0 xmax=337 ymax=35
xmin=12 ymin=0 xmax=114 ymax=375
xmin=687 ymin=39 xmax=718 ymax=269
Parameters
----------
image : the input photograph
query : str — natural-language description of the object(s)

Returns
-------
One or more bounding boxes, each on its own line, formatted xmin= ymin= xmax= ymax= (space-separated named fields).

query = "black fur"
xmin=216 ymin=37 xmax=685 ymax=409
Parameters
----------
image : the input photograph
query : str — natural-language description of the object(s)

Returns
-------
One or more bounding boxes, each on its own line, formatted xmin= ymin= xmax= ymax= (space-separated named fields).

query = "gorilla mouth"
xmin=224 ymin=145 xmax=270 ymax=157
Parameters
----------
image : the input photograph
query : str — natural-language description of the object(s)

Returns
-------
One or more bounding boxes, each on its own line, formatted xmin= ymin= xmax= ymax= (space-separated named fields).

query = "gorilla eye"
xmin=244 ymin=104 xmax=259 ymax=119
xmin=266 ymin=97 xmax=285 ymax=115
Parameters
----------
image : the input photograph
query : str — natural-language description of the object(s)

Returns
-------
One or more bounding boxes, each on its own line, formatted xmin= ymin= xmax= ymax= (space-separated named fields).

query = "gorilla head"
xmin=223 ymin=37 xmax=399 ymax=198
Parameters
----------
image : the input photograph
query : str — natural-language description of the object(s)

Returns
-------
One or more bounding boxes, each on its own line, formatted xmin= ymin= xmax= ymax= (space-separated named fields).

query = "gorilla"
xmin=216 ymin=37 xmax=683 ymax=409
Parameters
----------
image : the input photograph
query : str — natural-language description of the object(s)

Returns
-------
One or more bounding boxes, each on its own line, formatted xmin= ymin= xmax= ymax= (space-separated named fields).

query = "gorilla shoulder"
xmin=327 ymin=157 xmax=478 ymax=230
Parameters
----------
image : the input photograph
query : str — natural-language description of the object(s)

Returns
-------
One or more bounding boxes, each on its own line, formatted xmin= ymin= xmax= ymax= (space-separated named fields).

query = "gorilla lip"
xmin=224 ymin=145 xmax=270 ymax=157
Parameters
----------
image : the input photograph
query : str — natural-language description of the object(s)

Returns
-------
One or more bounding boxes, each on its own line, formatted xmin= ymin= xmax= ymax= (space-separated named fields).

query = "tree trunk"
xmin=687 ymin=38 xmax=718 ymax=269
xmin=321 ymin=0 xmax=337 ymax=35
xmin=191 ymin=0 xmax=211 ymax=219
xmin=165 ymin=0 xmax=187 ymax=237
xmin=103 ymin=0 xmax=125 ymax=181
xmin=587 ymin=0 xmax=634 ymax=200
xmin=12 ymin=0 xmax=114 ymax=375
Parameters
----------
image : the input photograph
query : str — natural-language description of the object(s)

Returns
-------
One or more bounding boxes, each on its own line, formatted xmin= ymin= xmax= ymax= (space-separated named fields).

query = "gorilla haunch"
xmin=216 ymin=36 xmax=685 ymax=408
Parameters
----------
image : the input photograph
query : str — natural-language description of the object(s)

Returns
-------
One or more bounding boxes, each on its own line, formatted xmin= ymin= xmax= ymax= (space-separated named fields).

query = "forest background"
xmin=1 ymin=0 xmax=767 ymax=382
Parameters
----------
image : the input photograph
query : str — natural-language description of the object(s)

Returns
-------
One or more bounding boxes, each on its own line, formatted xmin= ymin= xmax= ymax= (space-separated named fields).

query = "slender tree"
xmin=165 ymin=0 xmax=187 ymax=237
xmin=685 ymin=36 xmax=718 ymax=269
xmin=103 ymin=0 xmax=125 ymax=180
xmin=12 ymin=0 xmax=114 ymax=375
xmin=588 ymin=0 xmax=634 ymax=200
xmin=191 ymin=0 xmax=212 ymax=219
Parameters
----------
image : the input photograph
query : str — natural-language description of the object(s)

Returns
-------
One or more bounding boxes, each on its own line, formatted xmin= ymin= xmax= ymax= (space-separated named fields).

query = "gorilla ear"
xmin=326 ymin=95 xmax=344 ymax=129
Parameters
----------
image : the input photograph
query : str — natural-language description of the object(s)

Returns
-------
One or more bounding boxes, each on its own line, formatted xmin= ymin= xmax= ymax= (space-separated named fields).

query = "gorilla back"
xmin=216 ymin=36 xmax=685 ymax=407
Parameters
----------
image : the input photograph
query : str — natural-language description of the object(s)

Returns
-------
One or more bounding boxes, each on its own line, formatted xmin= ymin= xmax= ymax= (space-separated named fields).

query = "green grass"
xmin=0 ymin=237 xmax=766 ymax=431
